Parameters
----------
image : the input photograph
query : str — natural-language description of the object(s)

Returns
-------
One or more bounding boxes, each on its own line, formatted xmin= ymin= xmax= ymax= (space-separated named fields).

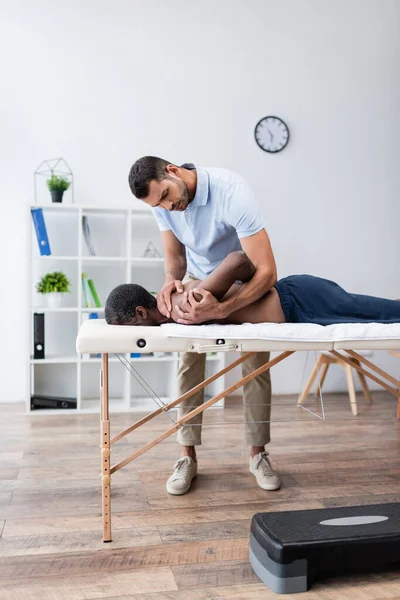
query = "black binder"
xmin=33 ymin=313 xmax=45 ymax=359
xmin=31 ymin=395 xmax=77 ymax=410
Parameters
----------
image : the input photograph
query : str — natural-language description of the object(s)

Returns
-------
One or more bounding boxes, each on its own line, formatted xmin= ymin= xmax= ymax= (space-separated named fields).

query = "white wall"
xmin=1 ymin=0 xmax=400 ymax=402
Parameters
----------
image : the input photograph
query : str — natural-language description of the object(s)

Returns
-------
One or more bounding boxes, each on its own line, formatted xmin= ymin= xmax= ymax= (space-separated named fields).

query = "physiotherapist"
xmin=128 ymin=156 xmax=281 ymax=496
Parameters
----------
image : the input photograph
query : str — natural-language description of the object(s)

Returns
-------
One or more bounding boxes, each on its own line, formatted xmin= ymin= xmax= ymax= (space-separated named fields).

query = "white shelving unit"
xmin=28 ymin=204 xmax=226 ymax=414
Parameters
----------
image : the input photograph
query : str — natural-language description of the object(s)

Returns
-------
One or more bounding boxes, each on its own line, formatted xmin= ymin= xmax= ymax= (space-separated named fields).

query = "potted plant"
xmin=46 ymin=174 xmax=71 ymax=203
xmin=36 ymin=271 xmax=71 ymax=308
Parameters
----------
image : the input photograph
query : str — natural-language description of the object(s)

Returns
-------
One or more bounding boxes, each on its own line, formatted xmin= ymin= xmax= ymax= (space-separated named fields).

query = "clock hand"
xmin=268 ymin=129 xmax=274 ymax=142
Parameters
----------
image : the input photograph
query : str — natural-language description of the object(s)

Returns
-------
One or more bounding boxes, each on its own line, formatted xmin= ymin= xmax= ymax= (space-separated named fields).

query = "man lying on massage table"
xmin=105 ymin=250 xmax=400 ymax=328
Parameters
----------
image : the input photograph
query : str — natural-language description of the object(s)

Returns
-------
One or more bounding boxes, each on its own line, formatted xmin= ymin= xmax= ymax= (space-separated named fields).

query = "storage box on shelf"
xmin=29 ymin=204 xmax=225 ymax=414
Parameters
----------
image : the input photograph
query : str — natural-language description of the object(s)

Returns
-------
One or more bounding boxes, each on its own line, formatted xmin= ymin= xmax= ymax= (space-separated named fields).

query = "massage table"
xmin=76 ymin=319 xmax=400 ymax=545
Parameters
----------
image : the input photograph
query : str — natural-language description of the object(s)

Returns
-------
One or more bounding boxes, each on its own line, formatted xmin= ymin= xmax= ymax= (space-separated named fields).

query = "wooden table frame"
xmin=99 ymin=349 xmax=400 ymax=542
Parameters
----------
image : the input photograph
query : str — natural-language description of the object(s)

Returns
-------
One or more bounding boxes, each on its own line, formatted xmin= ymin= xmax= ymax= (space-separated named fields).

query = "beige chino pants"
xmin=176 ymin=274 xmax=272 ymax=447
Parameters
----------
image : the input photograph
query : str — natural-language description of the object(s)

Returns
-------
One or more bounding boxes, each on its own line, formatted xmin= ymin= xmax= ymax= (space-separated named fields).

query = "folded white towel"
xmin=161 ymin=322 xmax=400 ymax=342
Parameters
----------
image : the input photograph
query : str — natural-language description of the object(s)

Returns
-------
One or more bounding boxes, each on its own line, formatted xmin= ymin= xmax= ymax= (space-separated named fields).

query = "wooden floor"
xmin=1 ymin=391 xmax=400 ymax=599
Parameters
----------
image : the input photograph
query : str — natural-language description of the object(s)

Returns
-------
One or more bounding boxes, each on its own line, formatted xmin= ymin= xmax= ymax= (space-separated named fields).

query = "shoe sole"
xmin=249 ymin=467 xmax=281 ymax=491
xmin=166 ymin=474 xmax=197 ymax=496
xmin=255 ymin=482 xmax=282 ymax=491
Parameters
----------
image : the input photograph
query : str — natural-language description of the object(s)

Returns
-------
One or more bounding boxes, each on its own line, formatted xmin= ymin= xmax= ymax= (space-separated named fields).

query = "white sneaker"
xmin=166 ymin=456 xmax=198 ymax=496
xmin=249 ymin=451 xmax=281 ymax=491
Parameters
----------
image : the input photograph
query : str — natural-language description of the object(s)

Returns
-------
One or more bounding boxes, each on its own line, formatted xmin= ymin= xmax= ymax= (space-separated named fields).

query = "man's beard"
xmin=177 ymin=179 xmax=190 ymax=208
xmin=168 ymin=176 xmax=190 ymax=210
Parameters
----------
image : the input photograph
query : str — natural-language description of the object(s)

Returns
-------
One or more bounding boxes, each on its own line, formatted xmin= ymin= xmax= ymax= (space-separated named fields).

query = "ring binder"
xmin=31 ymin=208 xmax=51 ymax=256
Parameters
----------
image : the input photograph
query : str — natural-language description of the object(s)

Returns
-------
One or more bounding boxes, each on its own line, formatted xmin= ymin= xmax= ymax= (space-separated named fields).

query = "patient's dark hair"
xmin=105 ymin=284 xmax=157 ymax=324
xmin=128 ymin=156 xmax=174 ymax=199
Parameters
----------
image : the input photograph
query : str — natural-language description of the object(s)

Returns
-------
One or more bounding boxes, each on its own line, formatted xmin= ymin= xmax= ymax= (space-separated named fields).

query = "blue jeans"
xmin=275 ymin=275 xmax=400 ymax=325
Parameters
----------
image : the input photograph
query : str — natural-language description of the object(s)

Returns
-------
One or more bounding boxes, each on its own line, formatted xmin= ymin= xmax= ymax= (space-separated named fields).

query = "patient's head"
xmin=105 ymin=284 xmax=165 ymax=326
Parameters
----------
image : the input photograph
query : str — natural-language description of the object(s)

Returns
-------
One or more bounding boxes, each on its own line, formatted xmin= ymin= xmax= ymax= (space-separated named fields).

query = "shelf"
xmin=31 ymin=204 xmax=81 ymax=213
xmin=31 ymin=204 xmax=153 ymax=214
xmin=29 ymin=408 xmax=78 ymax=416
xmin=30 ymin=353 xmax=220 ymax=365
xmin=130 ymin=396 xmax=171 ymax=412
xmin=82 ymin=256 xmax=128 ymax=262
xmin=33 ymin=396 xmax=224 ymax=416
xmin=82 ymin=208 xmax=129 ymax=215
xmin=131 ymin=257 xmax=164 ymax=264
xmin=31 ymin=307 xmax=78 ymax=313
xmin=80 ymin=355 xmax=178 ymax=363
xmin=131 ymin=395 xmax=170 ymax=403
xmin=82 ymin=396 xmax=172 ymax=412
xmin=31 ymin=356 xmax=78 ymax=364
xmin=33 ymin=256 xmax=163 ymax=263
xmin=30 ymin=307 xmax=104 ymax=313
xmin=31 ymin=356 xmax=142 ymax=364
xmin=130 ymin=354 xmax=178 ymax=362
xmin=32 ymin=255 xmax=79 ymax=260
xmin=80 ymin=357 xmax=122 ymax=363
xmin=80 ymin=397 xmax=127 ymax=412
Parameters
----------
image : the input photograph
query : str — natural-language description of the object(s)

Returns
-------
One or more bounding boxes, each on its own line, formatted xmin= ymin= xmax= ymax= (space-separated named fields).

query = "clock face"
xmin=254 ymin=116 xmax=289 ymax=153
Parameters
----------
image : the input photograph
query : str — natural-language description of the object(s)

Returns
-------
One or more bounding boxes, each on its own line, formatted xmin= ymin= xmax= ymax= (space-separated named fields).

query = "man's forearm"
xmin=164 ymin=254 xmax=187 ymax=283
xmin=219 ymin=266 xmax=276 ymax=317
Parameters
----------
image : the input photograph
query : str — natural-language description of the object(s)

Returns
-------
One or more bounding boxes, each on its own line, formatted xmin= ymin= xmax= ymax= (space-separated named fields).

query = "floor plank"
xmin=0 ymin=526 xmax=162 ymax=556
xmin=0 ymin=539 xmax=249 ymax=580
xmin=2 ymin=499 xmax=323 ymax=536
xmin=95 ymin=575 xmax=400 ymax=600
xmin=0 ymin=391 xmax=399 ymax=599
xmin=171 ymin=559 xmax=258 ymax=589
xmin=0 ymin=568 xmax=178 ymax=600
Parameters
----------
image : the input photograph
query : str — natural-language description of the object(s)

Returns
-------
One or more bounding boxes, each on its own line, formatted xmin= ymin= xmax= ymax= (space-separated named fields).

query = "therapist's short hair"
xmin=128 ymin=156 xmax=173 ymax=198
xmin=105 ymin=283 xmax=157 ymax=324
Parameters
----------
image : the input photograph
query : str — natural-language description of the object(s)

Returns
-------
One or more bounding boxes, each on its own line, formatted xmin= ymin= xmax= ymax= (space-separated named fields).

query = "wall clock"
xmin=254 ymin=116 xmax=289 ymax=153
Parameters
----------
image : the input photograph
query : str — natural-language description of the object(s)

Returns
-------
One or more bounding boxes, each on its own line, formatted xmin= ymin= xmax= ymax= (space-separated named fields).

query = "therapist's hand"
xmin=157 ymin=280 xmax=184 ymax=318
xmin=176 ymin=288 xmax=221 ymax=325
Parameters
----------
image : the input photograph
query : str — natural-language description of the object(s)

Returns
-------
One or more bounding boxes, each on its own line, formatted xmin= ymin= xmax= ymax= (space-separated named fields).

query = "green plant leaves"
xmin=46 ymin=174 xmax=71 ymax=192
xmin=36 ymin=271 xmax=71 ymax=294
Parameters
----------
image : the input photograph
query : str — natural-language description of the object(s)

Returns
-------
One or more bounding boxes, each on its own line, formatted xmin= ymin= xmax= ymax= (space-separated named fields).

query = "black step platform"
xmin=249 ymin=502 xmax=400 ymax=594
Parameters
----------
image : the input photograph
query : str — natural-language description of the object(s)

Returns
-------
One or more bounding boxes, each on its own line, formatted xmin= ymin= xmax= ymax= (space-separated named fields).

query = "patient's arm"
xmin=171 ymin=250 xmax=285 ymax=324
xmin=191 ymin=251 xmax=256 ymax=300
xmin=170 ymin=251 xmax=256 ymax=321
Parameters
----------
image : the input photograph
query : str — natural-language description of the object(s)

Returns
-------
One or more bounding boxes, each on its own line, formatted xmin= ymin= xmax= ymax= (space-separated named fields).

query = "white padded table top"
xmin=76 ymin=320 xmax=400 ymax=354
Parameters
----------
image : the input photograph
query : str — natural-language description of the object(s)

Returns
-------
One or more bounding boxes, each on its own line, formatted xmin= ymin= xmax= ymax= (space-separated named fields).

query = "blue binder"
xmin=31 ymin=208 xmax=51 ymax=255
xmin=89 ymin=313 xmax=100 ymax=357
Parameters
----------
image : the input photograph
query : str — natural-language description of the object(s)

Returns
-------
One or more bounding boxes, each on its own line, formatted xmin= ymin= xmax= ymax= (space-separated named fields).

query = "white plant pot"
xmin=46 ymin=292 xmax=63 ymax=309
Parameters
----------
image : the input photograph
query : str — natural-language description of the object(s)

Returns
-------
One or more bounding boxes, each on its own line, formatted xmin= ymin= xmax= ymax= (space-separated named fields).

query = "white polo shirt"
xmin=151 ymin=163 xmax=265 ymax=279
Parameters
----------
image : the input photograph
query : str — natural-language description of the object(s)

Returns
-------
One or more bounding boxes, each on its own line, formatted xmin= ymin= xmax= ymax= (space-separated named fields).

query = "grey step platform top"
xmin=250 ymin=502 xmax=400 ymax=594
